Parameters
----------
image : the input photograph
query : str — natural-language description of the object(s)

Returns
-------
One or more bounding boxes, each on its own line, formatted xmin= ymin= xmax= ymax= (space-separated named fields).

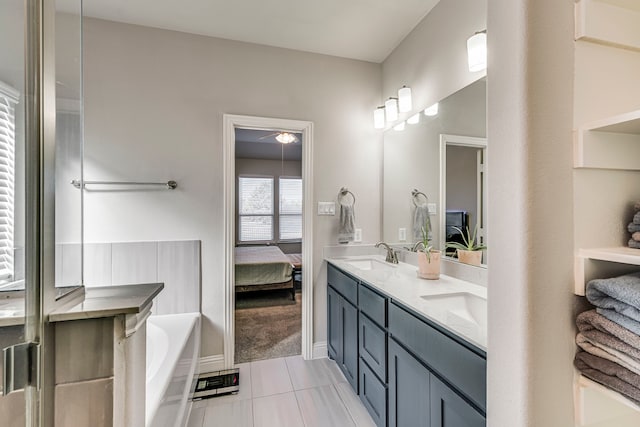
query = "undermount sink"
xmin=420 ymin=292 xmax=487 ymax=334
xmin=345 ymin=258 xmax=396 ymax=271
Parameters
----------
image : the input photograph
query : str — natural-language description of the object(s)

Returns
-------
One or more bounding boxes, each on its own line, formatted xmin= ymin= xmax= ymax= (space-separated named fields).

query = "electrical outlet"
xmin=354 ymin=228 xmax=362 ymax=242
xmin=399 ymin=228 xmax=407 ymax=241
xmin=428 ymin=203 xmax=437 ymax=214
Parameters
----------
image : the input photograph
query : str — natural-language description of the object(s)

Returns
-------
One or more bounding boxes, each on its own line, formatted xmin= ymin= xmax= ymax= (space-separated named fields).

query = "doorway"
xmin=222 ymin=115 xmax=314 ymax=368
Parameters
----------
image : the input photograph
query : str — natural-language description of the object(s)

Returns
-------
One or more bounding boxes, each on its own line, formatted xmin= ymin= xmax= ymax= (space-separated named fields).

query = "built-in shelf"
xmin=574 ymin=110 xmax=640 ymax=170
xmin=574 ymin=247 xmax=640 ymax=295
xmin=574 ymin=373 xmax=640 ymax=426
xmin=575 ymin=0 xmax=640 ymax=52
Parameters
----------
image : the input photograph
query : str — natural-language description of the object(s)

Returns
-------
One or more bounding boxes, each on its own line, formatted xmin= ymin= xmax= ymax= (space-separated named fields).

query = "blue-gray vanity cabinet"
xmin=359 ymin=312 xmax=387 ymax=381
xmin=388 ymin=338 xmax=431 ymax=427
xmin=430 ymin=375 xmax=485 ymax=427
xmin=360 ymin=357 xmax=387 ymax=427
xmin=327 ymin=265 xmax=359 ymax=392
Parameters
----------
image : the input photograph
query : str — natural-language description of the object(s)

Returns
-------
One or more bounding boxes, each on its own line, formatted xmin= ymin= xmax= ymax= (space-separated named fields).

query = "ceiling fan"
xmin=258 ymin=131 xmax=299 ymax=144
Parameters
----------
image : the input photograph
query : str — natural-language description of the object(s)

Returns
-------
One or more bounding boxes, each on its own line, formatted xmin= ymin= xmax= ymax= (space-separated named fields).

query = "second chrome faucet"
xmin=375 ymin=242 xmax=398 ymax=264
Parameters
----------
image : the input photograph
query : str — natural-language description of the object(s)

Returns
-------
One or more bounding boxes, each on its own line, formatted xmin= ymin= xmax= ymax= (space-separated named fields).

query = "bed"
xmin=234 ymin=246 xmax=294 ymax=299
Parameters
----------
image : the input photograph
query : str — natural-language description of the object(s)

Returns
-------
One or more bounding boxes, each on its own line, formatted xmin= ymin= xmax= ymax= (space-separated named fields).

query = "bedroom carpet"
xmin=235 ymin=290 xmax=302 ymax=364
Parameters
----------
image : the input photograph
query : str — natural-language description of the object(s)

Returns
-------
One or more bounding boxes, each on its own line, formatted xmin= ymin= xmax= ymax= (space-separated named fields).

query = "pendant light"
xmin=385 ymin=98 xmax=399 ymax=122
xmin=424 ymin=103 xmax=439 ymax=117
xmin=407 ymin=113 xmax=420 ymax=125
xmin=373 ymin=106 xmax=385 ymax=129
xmin=398 ymin=86 xmax=412 ymax=113
xmin=467 ymin=30 xmax=487 ymax=72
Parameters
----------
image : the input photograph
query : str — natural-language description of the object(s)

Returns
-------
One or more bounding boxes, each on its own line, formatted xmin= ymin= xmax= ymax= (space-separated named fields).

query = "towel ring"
xmin=412 ymin=189 xmax=428 ymax=207
xmin=338 ymin=187 xmax=356 ymax=206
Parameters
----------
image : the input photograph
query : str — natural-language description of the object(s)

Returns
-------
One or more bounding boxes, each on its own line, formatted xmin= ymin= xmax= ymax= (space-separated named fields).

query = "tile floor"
xmin=187 ymin=356 xmax=376 ymax=427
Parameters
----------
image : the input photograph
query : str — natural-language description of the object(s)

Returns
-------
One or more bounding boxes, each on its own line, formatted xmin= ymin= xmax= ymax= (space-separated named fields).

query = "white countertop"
xmin=326 ymin=255 xmax=487 ymax=352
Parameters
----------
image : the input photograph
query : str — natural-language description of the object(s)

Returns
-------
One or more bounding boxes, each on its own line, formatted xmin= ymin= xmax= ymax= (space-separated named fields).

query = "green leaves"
xmin=445 ymin=225 xmax=487 ymax=251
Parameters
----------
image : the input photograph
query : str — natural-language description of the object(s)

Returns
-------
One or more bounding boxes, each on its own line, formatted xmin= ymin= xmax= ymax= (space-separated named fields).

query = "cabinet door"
xmin=342 ymin=299 xmax=359 ymax=392
xmin=388 ymin=339 xmax=430 ymax=427
xmin=430 ymin=376 xmax=485 ymax=427
xmin=327 ymin=286 xmax=342 ymax=361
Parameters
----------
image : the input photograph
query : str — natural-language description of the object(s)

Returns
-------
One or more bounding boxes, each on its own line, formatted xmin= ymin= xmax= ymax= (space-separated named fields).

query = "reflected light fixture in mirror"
xmin=398 ymin=86 xmax=412 ymax=112
xmin=467 ymin=30 xmax=487 ymax=72
xmin=385 ymin=97 xmax=399 ymax=122
xmin=424 ymin=103 xmax=439 ymax=116
xmin=374 ymin=106 xmax=385 ymax=129
xmin=407 ymin=113 xmax=420 ymax=125
xmin=393 ymin=121 xmax=406 ymax=131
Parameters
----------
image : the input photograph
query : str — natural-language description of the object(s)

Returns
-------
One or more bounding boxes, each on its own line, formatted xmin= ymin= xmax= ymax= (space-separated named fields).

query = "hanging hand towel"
xmin=338 ymin=204 xmax=355 ymax=243
xmin=574 ymin=351 xmax=640 ymax=406
xmin=413 ymin=205 xmax=431 ymax=241
xmin=586 ymin=273 xmax=640 ymax=324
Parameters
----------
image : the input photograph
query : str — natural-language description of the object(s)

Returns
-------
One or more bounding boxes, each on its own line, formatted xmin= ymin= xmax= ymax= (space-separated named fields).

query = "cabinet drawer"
xmin=328 ymin=264 xmax=358 ymax=305
xmin=389 ymin=302 xmax=486 ymax=411
xmin=359 ymin=358 xmax=387 ymax=427
xmin=359 ymin=313 xmax=387 ymax=382
xmin=359 ymin=283 xmax=387 ymax=327
xmin=431 ymin=375 xmax=485 ymax=426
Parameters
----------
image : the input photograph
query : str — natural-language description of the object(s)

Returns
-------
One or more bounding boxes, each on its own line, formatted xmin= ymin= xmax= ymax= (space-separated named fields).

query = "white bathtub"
xmin=146 ymin=313 xmax=201 ymax=427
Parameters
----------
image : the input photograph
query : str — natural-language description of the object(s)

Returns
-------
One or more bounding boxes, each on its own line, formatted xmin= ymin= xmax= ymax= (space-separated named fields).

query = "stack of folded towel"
xmin=627 ymin=201 xmax=640 ymax=249
xmin=574 ymin=273 xmax=640 ymax=405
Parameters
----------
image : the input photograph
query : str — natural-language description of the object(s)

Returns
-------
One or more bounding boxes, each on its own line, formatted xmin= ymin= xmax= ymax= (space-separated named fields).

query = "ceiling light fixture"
xmin=407 ymin=113 xmax=420 ymax=125
xmin=373 ymin=106 xmax=386 ymax=129
xmin=424 ymin=103 xmax=439 ymax=117
xmin=385 ymin=97 xmax=399 ymax=122
xmin=393 ymin=121 xmax=406 ymax=131
xmin=467 ymin=30 xmax=487 ymax=72
xmin=398 ymin=86 xmax=412 ymax=113
xmin=275 ymin=132 xmax=297 ymax=144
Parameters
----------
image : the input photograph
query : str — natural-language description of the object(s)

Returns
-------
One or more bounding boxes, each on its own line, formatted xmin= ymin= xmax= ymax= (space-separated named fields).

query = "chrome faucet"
xmin=375 ymin=242 xmax=399 ymax=264
xmin=410 ymin=241 xmax=425 ymax=252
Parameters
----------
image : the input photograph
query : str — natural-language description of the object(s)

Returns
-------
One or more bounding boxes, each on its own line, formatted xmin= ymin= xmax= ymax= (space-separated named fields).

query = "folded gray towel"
xmin=574 ymin=351 xmax=640 ymax=406
xmin=577 ymin=333 xmax=640 ymax=376
xmin=413 ymin=205 xmax=431 ymax=241
xmin=576 ymin=310 xmax=640 ymax=361
xmin=629 ymin=223 xmax=640 ymax=233
xmin=598 ymin=307 xmax=640 ymax=336
xmin=338 ymin=204 xmax=355 ymax=243
xmin=630 ymin=239 xmax=640 ymax=249
xmin=586 ymin=273 xmax=640 ymax=323
xmin=634 ymin=211 xmax=640 ymax=225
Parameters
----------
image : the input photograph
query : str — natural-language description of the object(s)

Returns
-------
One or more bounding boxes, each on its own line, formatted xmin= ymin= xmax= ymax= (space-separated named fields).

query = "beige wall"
xmin=82 ymin=18 xmax=382 ymax=357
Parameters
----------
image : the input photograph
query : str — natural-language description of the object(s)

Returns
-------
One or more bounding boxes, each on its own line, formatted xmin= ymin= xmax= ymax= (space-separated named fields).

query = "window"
xmin=238 ymin=176 xmax=274 ymax=242
xmin=279 ymin=177 xmax=302 ymax=240
xmin=0 ymin=82 xmax=18 ymax=281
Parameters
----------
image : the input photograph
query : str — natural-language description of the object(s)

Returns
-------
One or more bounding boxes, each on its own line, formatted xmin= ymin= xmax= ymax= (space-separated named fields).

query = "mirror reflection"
xmin=382 ymin=77 xmax=487 ymax=266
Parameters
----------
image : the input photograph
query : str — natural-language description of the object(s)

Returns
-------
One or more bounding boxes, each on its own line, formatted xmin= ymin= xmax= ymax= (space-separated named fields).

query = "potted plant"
xmin=445 ymin=225 xmax=486 ymax=266
xmin=417 ymin=224 xmax=441 ymax=280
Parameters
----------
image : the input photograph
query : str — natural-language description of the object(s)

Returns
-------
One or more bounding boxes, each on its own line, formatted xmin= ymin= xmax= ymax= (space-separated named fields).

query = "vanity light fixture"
xmin=407 ymin=113 xmax=420 ymax=125
xmin=398 ymin=86 xmax=412 ymax=113
xmin=385 ymin=97 xmax=399 ymax=122
xmin=373 ymin=106 xmax=386 ymax=129
xmin=393 ymin=121 xmax=406 ymax=131
xmin=424 ymin=103 xmax=439 ymax=117
xmin=275 ymin=132 xmax=297 ymax=144
xmin=467 ymin=30 xmax=487 ymax=72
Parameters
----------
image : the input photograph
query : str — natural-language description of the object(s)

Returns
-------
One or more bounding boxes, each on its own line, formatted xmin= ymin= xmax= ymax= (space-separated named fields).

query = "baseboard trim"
xmin=199 ymin=354 xmax=225 ymax=374
xmin=312 ymin=341 xmax=328 ymax=359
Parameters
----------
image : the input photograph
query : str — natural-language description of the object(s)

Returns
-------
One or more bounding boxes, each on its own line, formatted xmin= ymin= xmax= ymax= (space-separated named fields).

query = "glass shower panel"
xmin=55 ymin=0 xmax=84 ymax=296
xmin=0 ymin=0 xmax=27 ymax=422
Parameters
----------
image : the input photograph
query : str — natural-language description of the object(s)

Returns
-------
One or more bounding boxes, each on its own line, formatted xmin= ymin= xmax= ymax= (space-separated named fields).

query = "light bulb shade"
xmin=275 ymin=132 xmax=296 ymax=144
xmin=398 ymin=86 xmax=412 ymax=112
xmin=393 ymin=121 xmax=406 ymax=131
xmin=424 ymin=103 xmax=439 ymax=117
xmin=373 ymin=107 xmax=385 ymax=129
xmin=467 ymin=31 xmax=487 ymax=72
xmin=385 ymin=98 xmax=398 ymax=122
xmin=407 ymin=113 xmax=420 ymax=125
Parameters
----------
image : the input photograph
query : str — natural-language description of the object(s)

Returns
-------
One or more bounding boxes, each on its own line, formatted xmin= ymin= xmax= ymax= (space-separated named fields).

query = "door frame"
xmin=222 ymin=114 xmax=314 ymax=367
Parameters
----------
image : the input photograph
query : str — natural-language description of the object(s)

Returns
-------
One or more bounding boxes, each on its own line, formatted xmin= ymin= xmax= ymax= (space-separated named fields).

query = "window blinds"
xmin=279 ymin=178 xmax=302 ymax=240
xmin=238 ymin=176 xmax=274 ymax=241
xmin=0 ymin=83 xmax=18 ymax=281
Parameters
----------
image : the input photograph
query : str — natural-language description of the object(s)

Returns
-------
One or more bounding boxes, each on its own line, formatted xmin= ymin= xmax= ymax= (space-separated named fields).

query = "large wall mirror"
xmin=382 ymin=77 xmax=487 ymax=266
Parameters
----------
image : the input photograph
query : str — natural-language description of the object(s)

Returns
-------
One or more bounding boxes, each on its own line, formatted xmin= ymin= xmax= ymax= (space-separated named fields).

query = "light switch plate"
xmin=354 ymin=229 xmax=362 ymax=242
xmin=398 ymin=228 xmax=407 ymax=241
xmin=428 ymin=203 xmax=437 ymax=215
xmin=317 ymin=202 xmax=336 ymax=216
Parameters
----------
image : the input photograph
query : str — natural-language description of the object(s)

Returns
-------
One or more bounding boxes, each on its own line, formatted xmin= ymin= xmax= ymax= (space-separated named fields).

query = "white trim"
xmin=439 ymin=134 xmax=488 ymax=256
xmin=223 ymin=114 xmax=314 ymax=368
xmin=0 ymin=81 xmax=19 ymax=103
xmin=312 ymin=341 xmax=328 ymax=359
xmin=198 ymin=354 xmax=225 ymax=374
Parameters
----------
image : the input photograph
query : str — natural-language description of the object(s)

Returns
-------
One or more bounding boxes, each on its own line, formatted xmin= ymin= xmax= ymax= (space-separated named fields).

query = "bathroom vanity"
xmin=326 ymin=256 xmax=487 ymax=427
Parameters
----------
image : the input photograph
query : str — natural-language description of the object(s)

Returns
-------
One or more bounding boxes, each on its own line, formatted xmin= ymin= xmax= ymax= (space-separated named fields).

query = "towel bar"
xmin=71 ymin=179 xmax=178 ymax=190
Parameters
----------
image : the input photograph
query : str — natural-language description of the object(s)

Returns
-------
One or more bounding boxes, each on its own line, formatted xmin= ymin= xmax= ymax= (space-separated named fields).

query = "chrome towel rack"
xmin=411 ymin=188 xmax=428 ymax=207
xmin=338 ymin=187 xmax=356 ymax=206
xmin=71 ymin=179 xmax=178 ymax=190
